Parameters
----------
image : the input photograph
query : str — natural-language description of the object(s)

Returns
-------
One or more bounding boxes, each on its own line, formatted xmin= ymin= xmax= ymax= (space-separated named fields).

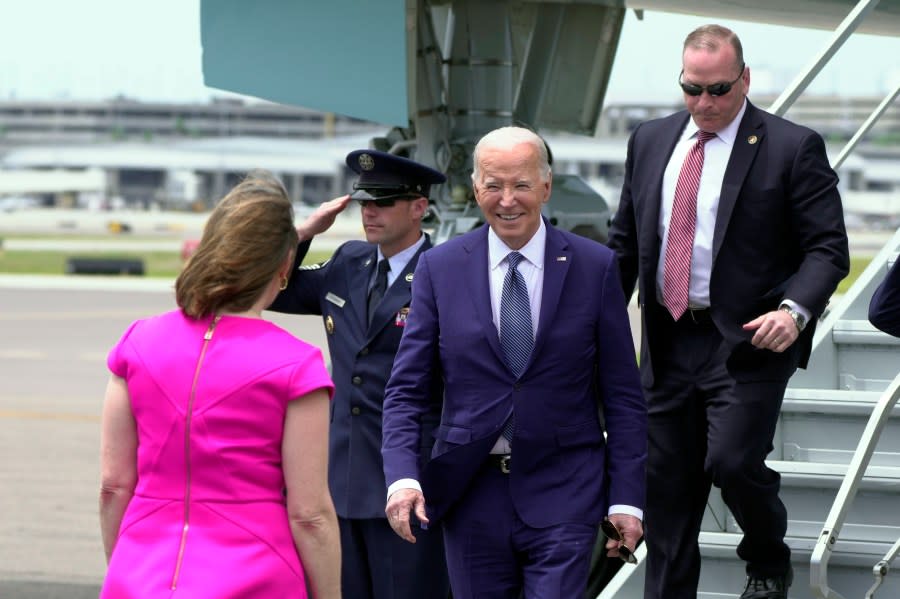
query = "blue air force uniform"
xmin=268 ymin=150 xmax=449 ymax=599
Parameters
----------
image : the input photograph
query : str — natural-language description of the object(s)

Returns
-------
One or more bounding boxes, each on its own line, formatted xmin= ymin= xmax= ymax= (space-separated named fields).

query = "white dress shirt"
xmin=373 ymin=233 xmax=427 ymax=290
xmin=389 ymin=221 xmax=642 ymax=521
xmin=486 ymin=221 xmax=546 ymax=454
xmin=655 ymin=101 xmax=810 ymax=324
xmin=656 ymin=101 xmax=745 ymax=308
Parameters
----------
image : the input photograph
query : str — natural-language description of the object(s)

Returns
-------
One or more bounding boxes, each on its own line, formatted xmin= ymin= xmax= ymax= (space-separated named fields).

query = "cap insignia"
xmin=359 ymin=153 xmax=375 ymax=171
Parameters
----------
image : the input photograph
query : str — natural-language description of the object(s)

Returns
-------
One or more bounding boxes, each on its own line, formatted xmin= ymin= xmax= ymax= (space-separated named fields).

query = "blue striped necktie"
xmin=499 ymin=251 xmax=533 ymax=441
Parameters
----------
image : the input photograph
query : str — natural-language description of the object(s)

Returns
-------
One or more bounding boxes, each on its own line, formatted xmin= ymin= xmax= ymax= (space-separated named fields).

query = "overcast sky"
xmin=1 ymin=0 xmax=898 ymax=110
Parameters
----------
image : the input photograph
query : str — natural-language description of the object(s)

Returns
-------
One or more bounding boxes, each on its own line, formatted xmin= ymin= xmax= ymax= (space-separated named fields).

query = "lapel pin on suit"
xmin=748 ymin=135 xmax=758 ymax=145
xmin=556 ymin=256 xmax=567 ymax=262
xmin=405 ymin=273 xmax=414 ymax=282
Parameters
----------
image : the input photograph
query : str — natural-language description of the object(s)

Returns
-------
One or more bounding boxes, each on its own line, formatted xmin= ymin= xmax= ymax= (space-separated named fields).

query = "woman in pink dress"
xmin=99 ymin=172 xmax=341 ymax=598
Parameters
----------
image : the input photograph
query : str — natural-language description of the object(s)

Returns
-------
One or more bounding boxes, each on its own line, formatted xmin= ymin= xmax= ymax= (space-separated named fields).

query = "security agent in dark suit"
xmin=268 ymin=149 xmax=449 ymax=599
xmin=607 ymin=24 xmax=849 ymax=599
xmin=869 ymin=259 xmax=900 ymax=337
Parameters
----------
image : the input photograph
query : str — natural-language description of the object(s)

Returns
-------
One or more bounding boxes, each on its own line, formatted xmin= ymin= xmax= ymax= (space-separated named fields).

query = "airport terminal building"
xmin=1 ymin=96 xmax=898 ymax=221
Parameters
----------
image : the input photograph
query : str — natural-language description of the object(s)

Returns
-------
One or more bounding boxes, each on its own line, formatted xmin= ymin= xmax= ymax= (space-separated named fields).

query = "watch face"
xmin=781 ymin=305 xmax=805 ymax=331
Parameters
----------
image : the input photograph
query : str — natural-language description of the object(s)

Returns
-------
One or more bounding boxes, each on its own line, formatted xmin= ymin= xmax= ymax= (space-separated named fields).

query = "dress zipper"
xmin=170 ymin=315 xmax=220 ymax=590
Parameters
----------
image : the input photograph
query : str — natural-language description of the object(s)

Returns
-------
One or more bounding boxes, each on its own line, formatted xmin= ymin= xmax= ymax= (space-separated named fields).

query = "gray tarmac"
xmin=0 ymin=278 xmax=327 ymax=597
xmin=0 ymin=272 xmax=641 ymax=597
xmin=1 ymin=207 xmax=880 ymax=597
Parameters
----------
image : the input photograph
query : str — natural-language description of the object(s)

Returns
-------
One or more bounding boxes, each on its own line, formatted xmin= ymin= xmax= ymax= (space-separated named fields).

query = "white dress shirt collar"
xmin=376 ymin=233 xmax=426 ymax=287
xmin=684 ymin=98 xmax=747 ymax=146
xmin=487 ymin=219 xmax=546 ymax=271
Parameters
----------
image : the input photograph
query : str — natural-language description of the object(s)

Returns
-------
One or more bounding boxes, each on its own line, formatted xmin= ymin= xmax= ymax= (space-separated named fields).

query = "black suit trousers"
xmin=642 ymin=307 xmax=792 ymax=599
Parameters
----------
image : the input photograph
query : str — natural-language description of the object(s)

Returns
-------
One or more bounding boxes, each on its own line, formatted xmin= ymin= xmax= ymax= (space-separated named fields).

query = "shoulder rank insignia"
xmin=299 ymin=259 xmax=331 ymax=271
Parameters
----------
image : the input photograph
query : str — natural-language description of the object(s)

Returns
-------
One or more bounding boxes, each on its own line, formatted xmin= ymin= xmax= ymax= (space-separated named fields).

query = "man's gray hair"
xmin=471 ymin=126 xmax=551 ymax=182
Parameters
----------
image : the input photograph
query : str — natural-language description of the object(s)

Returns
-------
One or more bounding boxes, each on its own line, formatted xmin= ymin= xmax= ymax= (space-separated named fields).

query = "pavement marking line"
xmin=0 ymin=409 xmax=100 ymax=422
xmin=0 ymin=350 xmax=47 ymax=359
xmin=0 ymin=310 xmax=156 ymax=320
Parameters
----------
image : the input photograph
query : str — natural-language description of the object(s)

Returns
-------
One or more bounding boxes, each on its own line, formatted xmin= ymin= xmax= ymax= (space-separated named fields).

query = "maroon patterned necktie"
xmin=663 ymin=130 xmax=716 ymax=320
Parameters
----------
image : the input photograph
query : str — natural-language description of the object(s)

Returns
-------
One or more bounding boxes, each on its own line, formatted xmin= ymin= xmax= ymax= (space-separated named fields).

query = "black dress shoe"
xmin=739 ymin=566 xmax=793 ymax=599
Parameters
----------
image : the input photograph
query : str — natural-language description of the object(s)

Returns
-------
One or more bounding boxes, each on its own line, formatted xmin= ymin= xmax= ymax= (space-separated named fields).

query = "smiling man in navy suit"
xmin=608 ymin=24 xmax=849 ymax=599
xmin=381 ymin=126 xmax=647 ymax=598
xmin=269 ymin=150 xmax=449 ymax=599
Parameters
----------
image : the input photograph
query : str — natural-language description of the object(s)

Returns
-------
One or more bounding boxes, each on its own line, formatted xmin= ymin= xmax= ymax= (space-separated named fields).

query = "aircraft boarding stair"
xmin=600 ymin=231 xmax=900 ymax=598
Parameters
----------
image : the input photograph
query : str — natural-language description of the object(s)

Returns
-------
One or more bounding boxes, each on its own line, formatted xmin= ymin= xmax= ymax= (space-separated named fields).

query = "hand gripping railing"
xmin=810 ymin=371 xmax=900 ymax=599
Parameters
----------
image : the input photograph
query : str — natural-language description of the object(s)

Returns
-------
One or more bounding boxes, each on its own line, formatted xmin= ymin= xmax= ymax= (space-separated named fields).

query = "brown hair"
xmin=683 ymin=24 xmax=744 ymax=70
xmin=175 ymin=170 xmax=298 ymax=319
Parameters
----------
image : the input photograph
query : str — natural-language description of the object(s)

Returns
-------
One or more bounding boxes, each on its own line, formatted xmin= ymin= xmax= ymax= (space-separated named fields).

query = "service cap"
xmin=346 ymin=149 xmax=446 ymax=202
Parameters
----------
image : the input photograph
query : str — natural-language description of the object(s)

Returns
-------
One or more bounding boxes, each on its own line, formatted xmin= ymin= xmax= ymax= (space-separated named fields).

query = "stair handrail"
xmin=864 ymin=536 xmax=900 ymax=599
xmin=810 ymin=370 xmax=900 ymax=599
xmin=594 ymin=542 xmax=647 ymax=599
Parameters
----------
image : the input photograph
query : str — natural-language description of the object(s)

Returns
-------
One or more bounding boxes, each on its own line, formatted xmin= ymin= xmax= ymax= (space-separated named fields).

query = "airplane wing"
xmin=201 ymin=0 xmax=410 ymax=126
xmin=627 ymin=0 xmax=900 ymax=36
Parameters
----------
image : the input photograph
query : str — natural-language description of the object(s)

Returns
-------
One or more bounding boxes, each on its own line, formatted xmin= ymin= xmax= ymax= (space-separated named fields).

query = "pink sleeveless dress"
xmin=100 ymin=311 xmax=334 ymax=598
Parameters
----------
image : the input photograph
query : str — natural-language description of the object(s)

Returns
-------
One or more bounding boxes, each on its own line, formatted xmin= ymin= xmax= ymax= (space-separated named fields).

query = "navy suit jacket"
xmin=382 ymin=221 xmax=647 ymax=528
xmin=608 ymin=101 xmax=849 ymax=385
xmin=869 ymin=259 xmax=900 ymax=337
xmin=269 ymin=236 xmax=441 ymax=519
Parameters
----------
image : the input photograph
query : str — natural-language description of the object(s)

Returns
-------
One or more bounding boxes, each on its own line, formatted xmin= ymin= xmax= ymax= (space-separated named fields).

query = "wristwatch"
xmin=779 ymin=304 xmax=807 ymax=332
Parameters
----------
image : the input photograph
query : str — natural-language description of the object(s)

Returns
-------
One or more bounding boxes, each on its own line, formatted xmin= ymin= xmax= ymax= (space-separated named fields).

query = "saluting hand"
xmin=385 ymin=488 xmax=429 ymax=543
xmin=743 ymin=309 xmax=799 ymax=353
xmin=296 ymin=194 xmax=353 ymax=241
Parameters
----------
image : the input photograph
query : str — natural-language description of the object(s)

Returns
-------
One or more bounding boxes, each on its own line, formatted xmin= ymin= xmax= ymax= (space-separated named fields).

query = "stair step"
xmin=832 ymin=319 xmax=900 ymax=346
xmin=599 ymin=540 xmax=900 ymax=599
xmin=699 ymin=531 xmax=898 ymax=565
xmin=779 ymin=388 xmax=900 ymax=466
xmin=783 ymin=387 xmax=884 ymax=407
xmin=772 ymin=460 xmax=900 ymax=489
xmin=700 ymin=462 xmax=900 ymax=546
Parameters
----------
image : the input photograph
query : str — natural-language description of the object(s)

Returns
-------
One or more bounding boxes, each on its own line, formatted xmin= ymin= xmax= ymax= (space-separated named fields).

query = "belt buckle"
xmin=499 ymin=455 xmax=511 ymax=474
xmin=688 ymin=307 xmax=707 ymax=324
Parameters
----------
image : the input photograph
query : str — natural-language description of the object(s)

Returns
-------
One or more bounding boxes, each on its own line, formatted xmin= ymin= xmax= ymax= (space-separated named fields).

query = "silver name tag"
xmin=325 ymin=292 xmax=346 ymax=308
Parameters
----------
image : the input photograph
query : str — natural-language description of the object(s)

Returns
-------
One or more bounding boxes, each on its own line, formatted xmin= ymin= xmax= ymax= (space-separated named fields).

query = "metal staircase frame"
xmin=810 ymin=371 xmax=900 ymax=599
xmin=595 ymin=0 xmax=900 ymax=596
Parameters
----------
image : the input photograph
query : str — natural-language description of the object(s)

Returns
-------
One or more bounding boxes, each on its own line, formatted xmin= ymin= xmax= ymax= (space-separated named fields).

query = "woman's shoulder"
xmin=119 ymin=309 xmax=194 ymax=342
xmin=235 ymin=317 xmax=322 ymax=356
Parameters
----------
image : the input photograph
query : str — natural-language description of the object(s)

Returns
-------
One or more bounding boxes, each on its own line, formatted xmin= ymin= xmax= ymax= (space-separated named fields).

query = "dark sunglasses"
xmin=679 ymin=64 xmax=745 ymax=97
xmin=601 ymin=518 xmax=638 ymax=564
xmin=357 ymin=198 xmax=398 ymax=208
xmin=355 ymin=196 xmax=419 ymax=208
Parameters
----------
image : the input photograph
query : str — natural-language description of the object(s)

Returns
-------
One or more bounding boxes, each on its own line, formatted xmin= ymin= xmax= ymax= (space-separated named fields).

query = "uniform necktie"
xmin=499 ymin=251 xmax=533 ymax=442
xmin=368 ymin=259 xmax=390 ymax=324
xmin=663 ymin=130 xmax=716 ymax=320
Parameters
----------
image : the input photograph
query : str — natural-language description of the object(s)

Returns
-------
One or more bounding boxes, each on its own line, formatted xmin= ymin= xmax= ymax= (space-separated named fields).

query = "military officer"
xmin=268 ymin=149 xmax=450 ymax=599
